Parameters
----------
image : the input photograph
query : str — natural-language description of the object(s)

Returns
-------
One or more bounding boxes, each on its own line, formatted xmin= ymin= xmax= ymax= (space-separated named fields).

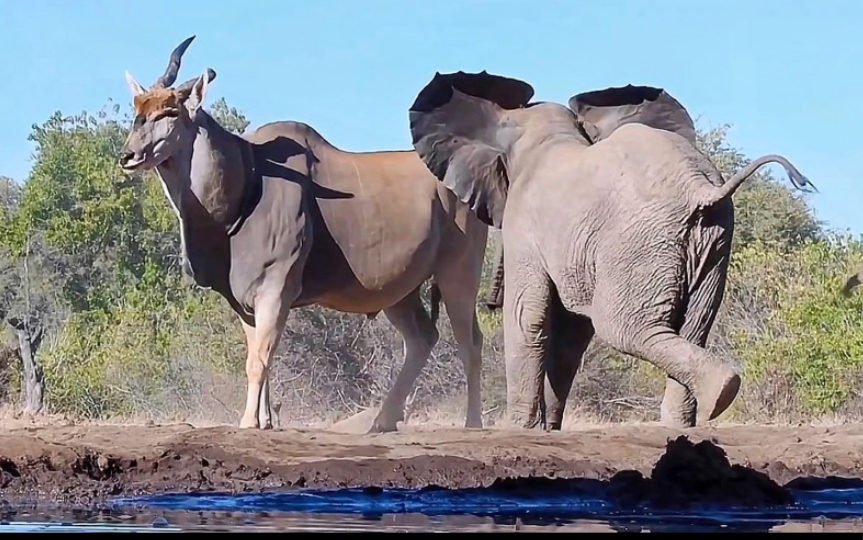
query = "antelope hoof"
xmin=239 ymin=416 xmax=259 ymax=430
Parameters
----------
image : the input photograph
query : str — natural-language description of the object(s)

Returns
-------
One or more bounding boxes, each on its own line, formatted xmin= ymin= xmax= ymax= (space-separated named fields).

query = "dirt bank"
xmin=0 ymin=421 xmax=862 ymax=505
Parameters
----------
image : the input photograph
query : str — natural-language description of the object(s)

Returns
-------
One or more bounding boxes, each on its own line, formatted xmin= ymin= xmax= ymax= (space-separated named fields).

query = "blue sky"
xmin=3 ymin=0 xmax=862 ymax=234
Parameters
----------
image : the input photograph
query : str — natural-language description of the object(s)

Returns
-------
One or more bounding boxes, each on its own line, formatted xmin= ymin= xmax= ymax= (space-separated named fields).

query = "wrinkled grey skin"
xmin=484 ymin=239 xmax=505 ymax=311
xmin=408 ymin=71 xmax=815 ymax=430
xmin=118 ymin=38 xmax=489 ymax=433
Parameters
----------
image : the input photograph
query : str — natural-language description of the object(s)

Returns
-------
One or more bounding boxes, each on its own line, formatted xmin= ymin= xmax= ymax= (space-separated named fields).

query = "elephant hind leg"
xmin=544 ymin=286 xmax=594 ymax=431
xmin=604 ymin=326 xmax=739 ymax=424
xmin=369 ymin=287 xmax=440 ymax=434
xmin=591 ymin=268 xmax=739 ymax=424
xmin=661 ymin=245 xmax=731 ymax=428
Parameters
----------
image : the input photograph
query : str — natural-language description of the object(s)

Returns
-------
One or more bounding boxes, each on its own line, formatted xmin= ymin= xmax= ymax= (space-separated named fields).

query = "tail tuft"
xmin=703 ymin=153 xmax=817 ymax=206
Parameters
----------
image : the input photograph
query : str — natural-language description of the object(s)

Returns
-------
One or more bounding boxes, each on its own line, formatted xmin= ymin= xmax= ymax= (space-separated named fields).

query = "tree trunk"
xmin=8 ymin=318 xmax=45 ymax=415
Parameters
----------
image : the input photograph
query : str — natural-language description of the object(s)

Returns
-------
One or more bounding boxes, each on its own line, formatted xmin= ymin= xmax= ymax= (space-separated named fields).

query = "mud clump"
xmin=609 ymin=435 xmax=794 ymax=509
xmin=483 ymin=436 xmax=793 ymax=510
xmin=0 ymin=458 xmax=21 ymax=489
xmin=73 ymin=454 xmax=122 ymax=482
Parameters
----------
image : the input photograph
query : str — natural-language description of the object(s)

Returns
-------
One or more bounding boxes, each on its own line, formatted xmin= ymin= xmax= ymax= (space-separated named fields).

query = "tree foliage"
xmin=0 ymin=101 xmax=246 ymax=418
xmin=0 ymin=96 xmax=861 ymax=426
xmin=209 ymin=97 xmax=250 ymax=135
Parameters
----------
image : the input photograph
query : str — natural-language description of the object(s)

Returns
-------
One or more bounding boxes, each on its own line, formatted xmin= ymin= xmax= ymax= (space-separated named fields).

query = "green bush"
xmin=2 ymin=99 xmax=860 ymax=428
xmin=727 ymin=235 xmax=863 ymax=417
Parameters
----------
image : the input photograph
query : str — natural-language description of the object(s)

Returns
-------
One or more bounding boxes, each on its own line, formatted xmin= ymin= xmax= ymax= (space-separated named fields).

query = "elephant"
xmin=407 ymin=70 xmax=815 ymax=429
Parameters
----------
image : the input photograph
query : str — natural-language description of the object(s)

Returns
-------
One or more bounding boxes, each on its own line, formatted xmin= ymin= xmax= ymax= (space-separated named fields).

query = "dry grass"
xmin=4 ymin=244 xmax=863 ymax=430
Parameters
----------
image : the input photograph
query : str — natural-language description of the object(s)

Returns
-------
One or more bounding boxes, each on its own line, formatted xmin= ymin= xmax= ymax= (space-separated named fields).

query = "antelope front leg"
xmin=241 ymin=375 xmax=273 ymax=431
xmin=239 ymin=290 xmax=293 ymax=430
xmin=239 ymin=321 xmax=259 ymax=429
xmin=258 ymin=377 xmax=273 ymax=430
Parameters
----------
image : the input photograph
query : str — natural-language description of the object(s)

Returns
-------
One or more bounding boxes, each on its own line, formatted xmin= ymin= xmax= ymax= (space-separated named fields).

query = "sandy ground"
xmin=1 ymin=411 xmax=863 ymax=505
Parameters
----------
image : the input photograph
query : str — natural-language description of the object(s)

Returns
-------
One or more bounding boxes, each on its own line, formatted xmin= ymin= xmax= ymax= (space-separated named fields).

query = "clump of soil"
xmin=472 ymin=435 xmax=794 ymax=510
xmin=608 ymin=435 xmax=794 ymax=508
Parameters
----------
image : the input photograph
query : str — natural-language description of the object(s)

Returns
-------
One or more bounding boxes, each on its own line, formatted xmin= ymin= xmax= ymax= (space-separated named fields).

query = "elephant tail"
xmin=484 ymin=241 xmax=505 ymax=311
xmin=700 ymin=154 xmax=817 ymax=206
xmin=841 ymin=268 xmax=863 ymax=298
xmin=429 ymin=279 xmax=442 ymax=325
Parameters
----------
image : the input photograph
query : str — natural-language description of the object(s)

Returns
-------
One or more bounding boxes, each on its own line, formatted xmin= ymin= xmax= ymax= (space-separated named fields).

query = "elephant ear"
xmin=569 ymin=85 xmax=697 ymax=144
xmin=409 ymin=71 xmax=534 ymax=228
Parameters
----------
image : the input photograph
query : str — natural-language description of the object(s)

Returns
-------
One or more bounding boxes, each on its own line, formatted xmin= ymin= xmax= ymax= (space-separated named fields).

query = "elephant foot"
xmin=660 ymin=377 xmax=697 ymax=428
xmin=544 ymin=406 xmax=565 ymax=431
xmin=660 ymin=413 xmax=696 ymax=429
xmin=367 ymin=420 xmax=400 ymax=434
xmin=506 ymin=410 xmax=545 ymax=430
xmin=544 ymin=422 xmax=563 ymax=432
xmin=694 ymin=364 xmax=741 ymax=424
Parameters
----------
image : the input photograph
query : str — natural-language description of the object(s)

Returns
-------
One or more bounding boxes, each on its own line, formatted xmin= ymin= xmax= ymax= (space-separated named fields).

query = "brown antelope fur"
xmin=118 ymin=36 xmax=492 ymax=433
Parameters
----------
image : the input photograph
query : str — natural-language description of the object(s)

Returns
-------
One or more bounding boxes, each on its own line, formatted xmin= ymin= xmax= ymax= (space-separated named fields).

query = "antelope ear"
xmin=125 ymin=71 xmax=146 ymax=97
xmin=569 ymin=85 xmax=697 ymax=144
xmin=408 ymin=71 xmax=534 ymax=228
xmin=184 ymin=71 xmax=210 ymax=113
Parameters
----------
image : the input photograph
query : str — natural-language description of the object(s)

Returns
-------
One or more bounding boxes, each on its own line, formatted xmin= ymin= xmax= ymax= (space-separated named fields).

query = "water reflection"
xmin=4 ymin=487 xmax=863 ymax=533
xmin=4 ymin=508 xmax=863 ymax=533
xmin=115 ymin=487 xmax=863 ymax=530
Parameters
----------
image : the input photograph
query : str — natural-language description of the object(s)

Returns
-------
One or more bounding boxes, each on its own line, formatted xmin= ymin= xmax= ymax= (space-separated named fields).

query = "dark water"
xmin=4 ymin=487 xmax=863 ymax=532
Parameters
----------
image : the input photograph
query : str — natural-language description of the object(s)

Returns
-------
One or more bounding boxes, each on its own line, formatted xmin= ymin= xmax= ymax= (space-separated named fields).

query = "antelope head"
xmin=119 ymin=35 xmax=217 ymax=173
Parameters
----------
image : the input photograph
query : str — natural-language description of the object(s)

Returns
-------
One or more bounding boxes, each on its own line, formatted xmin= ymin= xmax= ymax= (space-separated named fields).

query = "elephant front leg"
xmin=503 ymin=269 xmax=553 ymax=429
xmin=660 ymin=377 xmax=696 ymax=428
